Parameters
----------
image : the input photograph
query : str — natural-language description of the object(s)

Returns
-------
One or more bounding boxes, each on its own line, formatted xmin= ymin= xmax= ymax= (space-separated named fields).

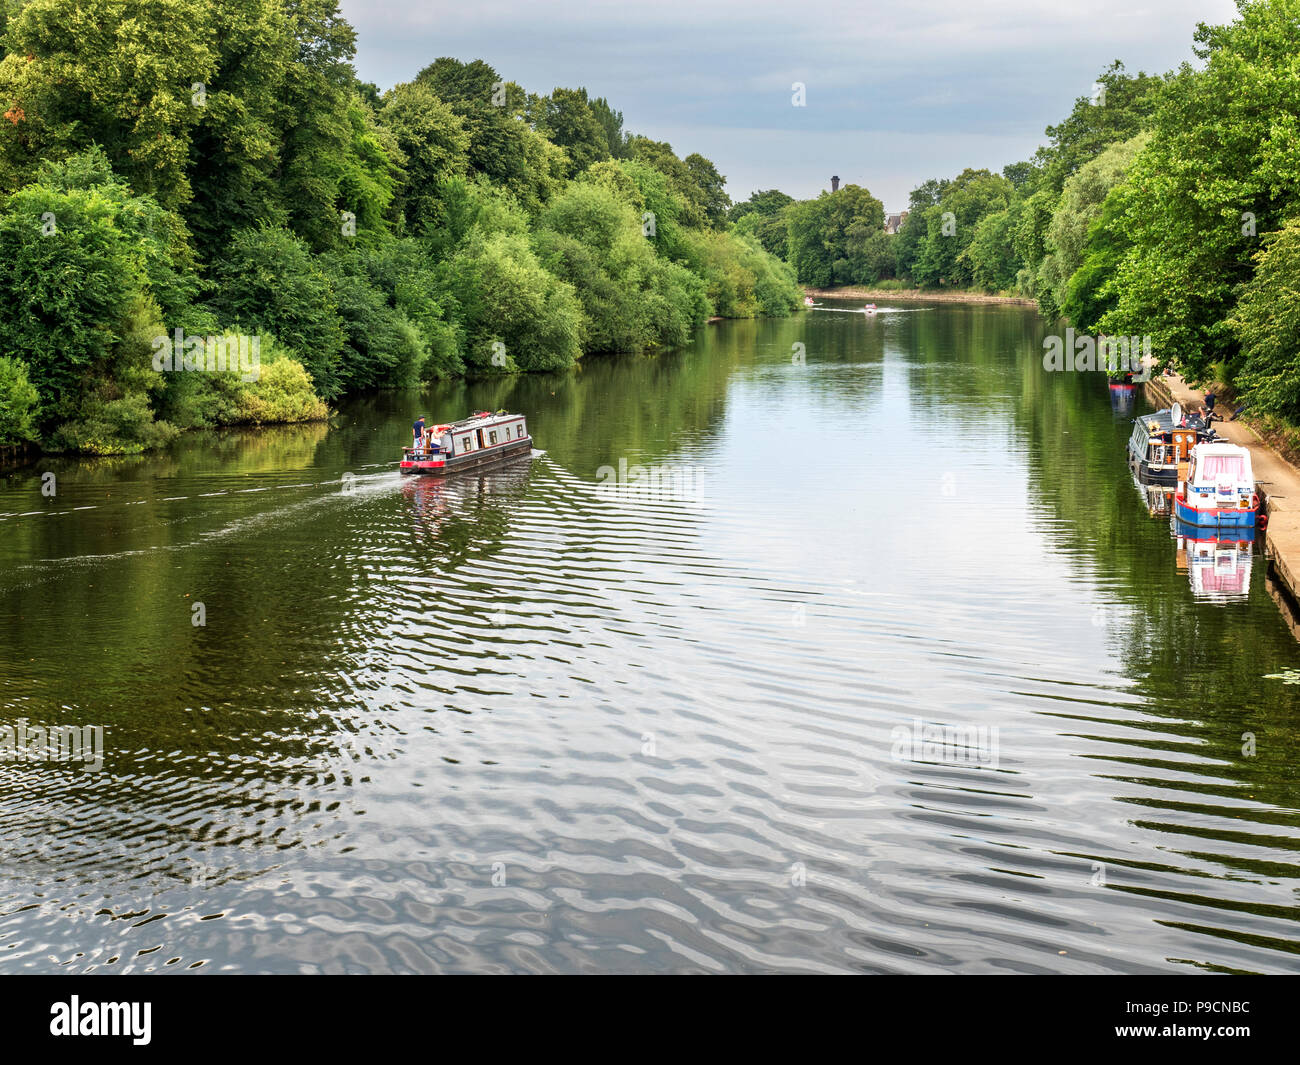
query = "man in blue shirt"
xmin=412 ymin=416 xmax=426 ymax=450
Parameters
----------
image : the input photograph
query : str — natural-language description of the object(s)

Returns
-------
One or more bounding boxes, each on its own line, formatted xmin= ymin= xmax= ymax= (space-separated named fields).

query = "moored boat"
xmin=1172 ymin=441 xmax=1258 ymax=528
xmin=400 ymin=410 xmax=533 ymax=476
xmin=1128 ymin=403 xmax=1215 ymax=485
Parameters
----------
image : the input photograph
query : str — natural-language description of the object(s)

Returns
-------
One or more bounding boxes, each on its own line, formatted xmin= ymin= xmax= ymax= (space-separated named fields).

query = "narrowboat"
xmin=1172 ymin=442 xmax=1258 ymax=529
xmin=1127 ymin=403 xmax=1215 ymax=485
xmin=400 ymin=410 xmax=533 ymax=476
xmin=1175 ymin=522 xmax=1255 ymax=601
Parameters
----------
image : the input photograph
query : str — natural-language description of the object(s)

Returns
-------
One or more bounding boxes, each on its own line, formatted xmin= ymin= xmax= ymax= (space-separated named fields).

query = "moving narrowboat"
xmin=400 ymin=410 xmax=533 ymax=476
xmin=1172 ymin=441 xmax=1258 ymax=529
xmin=1127 ymin=404 xmax=1215 ymax=485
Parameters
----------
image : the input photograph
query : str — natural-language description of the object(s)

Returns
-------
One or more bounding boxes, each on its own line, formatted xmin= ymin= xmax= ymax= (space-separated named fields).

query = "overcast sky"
xmin=340 ymin=0 xmax=1239 ymax=212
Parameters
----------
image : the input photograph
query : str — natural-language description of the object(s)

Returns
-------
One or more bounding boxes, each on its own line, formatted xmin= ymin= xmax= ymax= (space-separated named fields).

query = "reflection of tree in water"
xmin=958 ymin=307 xmax=1300 ymax=909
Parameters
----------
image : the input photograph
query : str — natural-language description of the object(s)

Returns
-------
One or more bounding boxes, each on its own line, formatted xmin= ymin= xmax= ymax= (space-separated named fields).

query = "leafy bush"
xmin=1231 ymin=219 xmax=1300 ymax=421
xmin=207 ymin=227 xmax=346 ymax=398
xmin=0 ymin=356 xmax=39 ymax=446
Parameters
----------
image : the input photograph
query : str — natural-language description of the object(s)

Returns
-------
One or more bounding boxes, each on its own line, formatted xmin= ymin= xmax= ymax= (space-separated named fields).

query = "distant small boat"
xmin=803 ymin=296 xmax=815 ymax=306
xmin=1173 ymin=442 xmax=1258 ymax=528
xmin=863 ymin=303 xmax=877 ymax=315
xmin=400 ymin=410 xmax=532 ymax=476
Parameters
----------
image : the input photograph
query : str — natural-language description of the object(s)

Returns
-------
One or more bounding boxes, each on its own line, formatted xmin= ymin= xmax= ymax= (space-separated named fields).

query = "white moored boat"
xmin=1173 ymin=442 xmax=1258 ymax=529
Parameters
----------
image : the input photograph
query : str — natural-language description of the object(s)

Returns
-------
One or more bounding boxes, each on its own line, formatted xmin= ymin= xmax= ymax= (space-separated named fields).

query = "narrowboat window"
xmin=516 ymin=425 xmax=524 ymax=438
xmin=461 ymin=436 xmax=471 ymax=450
xmin=489 ymin=431 xmax=498 ymax=445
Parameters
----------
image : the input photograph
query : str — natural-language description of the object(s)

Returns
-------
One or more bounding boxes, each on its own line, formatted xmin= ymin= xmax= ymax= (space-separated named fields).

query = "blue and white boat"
xmin=1172 ymin=442 xmax=1258 ymax=529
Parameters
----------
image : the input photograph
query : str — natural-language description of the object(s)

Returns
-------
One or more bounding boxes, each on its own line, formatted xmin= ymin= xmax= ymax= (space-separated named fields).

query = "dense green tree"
xmin=415 ymin=57 xmax=563 ymax=213
xmin=534 ymin=182 xmax=709 ymax=352
xmin=207 ymin=227 xmax=346 ymax=398
xmin=1231 ymin=218 xmax=1300 ymax=418
xmin=626 ymin=136 xmax=709 ymax=228
xmin=588 ymin=96 xmax=628 ymax=158
xmin=0 ymin=0 xmax=217 ymax=205
xmin=785 ymin=184 xmax=885 ymax=286
xmin=0 ymin=355 xmax=39 ymax=445
xmin=0 ymin=150 xmax=182 ymax=429
xmin=1039 ymin=134 xmax=1147 ymax=317
xmin=684 ymin=153 xmax=731 ymax=228
xmin=912 ymin=169 xmax=1012 ymax=287
xmin=536 ymin=87 xmax=610 ymax=178
xmin=894 ymin=178 xmax=949 ymax=280
xmin=1098 ymin=0 xmax=1300 ymax=376
xmin=963 ymin=206 xmax=1020 ymax=291
xmin=380 ymin=81 xmax=470 ymax=233
xmin=1033 ymin=60 xmax=1164 ymax=193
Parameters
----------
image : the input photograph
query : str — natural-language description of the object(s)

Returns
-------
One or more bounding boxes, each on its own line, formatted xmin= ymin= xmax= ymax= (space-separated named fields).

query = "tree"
xmin=207 ymin=227 xmax=346 ymax=398
xmin=380 ymin=81 xmax=470 ymax=233
xmin=963 ymin=206 xmax=1020 ymax=291
xmin=588 ymin=96 xmax=628 ymax=158
xmin=536 ymin=87 xmax=610 ymax=178
xmin=0 ymin=356 xmax=39 ymax=445
xmin=0 ymin=149 xmax=185 ymax=431
xmin=684 ymin=153 xmax=731 ymax=228
xmin=1034 ymin=60 xmax=1164 ymax=193
xmin=1231 ymin=218 xmax=1300 ymax=419
xmin=626 ymin=136 xmax=707 ymax=228
xmin=785 ymin=184 xmax=885 ymax=286
xmin=1098 ymin=1 xmax=1300 ymax=377
xmin=912 ymin=169 xmax=1012 ymax=287
xmin=0 ymin=0 xmax=218 ymax=205
xmin=895 ymin=178 xmax=949 ymax=280
xmin=415 ymin=57 xmax=560 ymax=213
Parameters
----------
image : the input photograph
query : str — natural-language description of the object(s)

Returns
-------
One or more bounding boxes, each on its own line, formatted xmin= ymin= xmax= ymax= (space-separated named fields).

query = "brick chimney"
xmin=831 ymin=175 xmax=840 ymax=192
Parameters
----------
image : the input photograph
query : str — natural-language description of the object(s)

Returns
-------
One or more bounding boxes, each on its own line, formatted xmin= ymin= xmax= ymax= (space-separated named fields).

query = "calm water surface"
xmin=2 ymin=301 xmax=1298 ymax=973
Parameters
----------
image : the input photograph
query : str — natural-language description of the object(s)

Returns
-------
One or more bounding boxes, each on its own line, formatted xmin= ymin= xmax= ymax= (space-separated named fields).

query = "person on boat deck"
xmin=1205 ymin=390 xmax=1217 ymax=417
xmin=413 ymin=416 xmax=426 ymax=449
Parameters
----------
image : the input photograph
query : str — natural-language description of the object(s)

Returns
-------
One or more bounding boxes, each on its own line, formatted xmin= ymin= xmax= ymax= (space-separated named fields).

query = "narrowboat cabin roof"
xmin=1188 ymin=441 xmax=1254 ymax=484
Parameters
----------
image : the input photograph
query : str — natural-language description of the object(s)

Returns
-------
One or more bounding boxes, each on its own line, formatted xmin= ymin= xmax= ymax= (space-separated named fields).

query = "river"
xmin=1 ymin=299 xmax=1298 ymax=973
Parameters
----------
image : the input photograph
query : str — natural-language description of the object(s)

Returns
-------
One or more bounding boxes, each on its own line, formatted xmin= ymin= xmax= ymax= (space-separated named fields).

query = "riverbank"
xmin=1145 ymin=373 xmax=1300 ymax=625
xmin=804 ymin=285 xmax=1038 ymax=307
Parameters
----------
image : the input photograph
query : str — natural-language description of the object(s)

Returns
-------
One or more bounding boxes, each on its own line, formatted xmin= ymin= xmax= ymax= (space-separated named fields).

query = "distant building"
xmin=831 ymin=175 xmax=840 ymax=192
xmin=884 ymin=210 xmax=909 ymax=235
